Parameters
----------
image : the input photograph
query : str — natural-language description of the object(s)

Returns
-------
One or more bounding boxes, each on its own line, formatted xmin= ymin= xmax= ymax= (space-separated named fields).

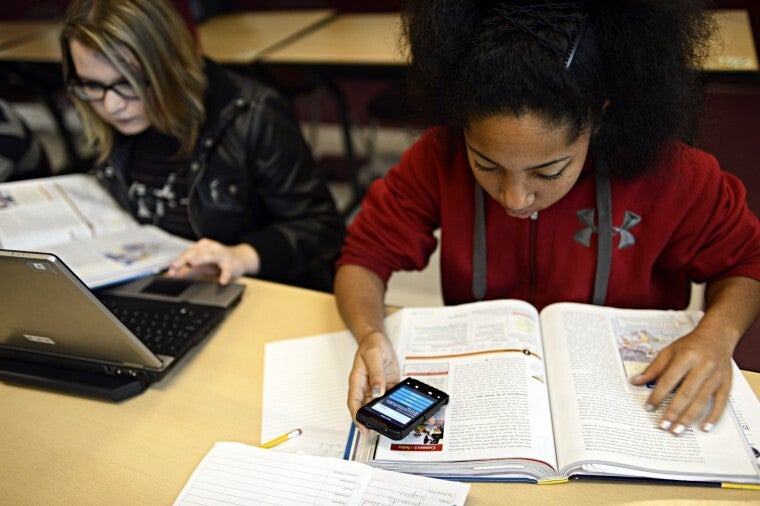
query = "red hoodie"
xmin=338 ymin=127 xmax=760 ymax=310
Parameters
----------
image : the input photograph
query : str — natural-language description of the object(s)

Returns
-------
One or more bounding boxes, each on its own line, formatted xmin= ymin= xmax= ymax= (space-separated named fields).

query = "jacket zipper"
xmin=103 ymin=162 xmax=131 ymax=198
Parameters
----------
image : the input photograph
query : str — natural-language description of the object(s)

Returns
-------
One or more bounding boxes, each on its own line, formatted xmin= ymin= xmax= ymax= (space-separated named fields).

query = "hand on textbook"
xmin=348 ymin=330 xmax=400 ymax=432
xmin=166 ymin=238 xmax=259 ymax=285
xmin=631 ymin=327 xmax=734 ymax=436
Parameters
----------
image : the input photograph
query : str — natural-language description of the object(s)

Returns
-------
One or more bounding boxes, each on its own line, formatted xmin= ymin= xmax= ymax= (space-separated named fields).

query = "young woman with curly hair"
xmin=337 ymin=0 xmax=760 ymax=436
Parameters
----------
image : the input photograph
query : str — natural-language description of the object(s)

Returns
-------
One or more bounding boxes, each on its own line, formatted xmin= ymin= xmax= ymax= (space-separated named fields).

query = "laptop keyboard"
xmin=98 ymin=295 xmax=225 ymax=357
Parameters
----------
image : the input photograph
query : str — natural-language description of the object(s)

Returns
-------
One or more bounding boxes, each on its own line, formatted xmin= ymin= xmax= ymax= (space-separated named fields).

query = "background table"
xmin=261 ymin=9 xmax=757 ymax=73
xmin=0 ymin=8 xmax=754 ymax=82
xmin=260 ymin=13 xmax=404 ymax=68
xmin=1 ymin=278 xmax=759 ymax=504
xmin=0 ymin=20 xmax=60 ymax=52
xmin=705 ymin=9 xmax=759 ymax=72
xmin=197 ymin=9 xmax=335 ymax=66
xmin=0 ymin=20 xmax=61 ymax=62
xmin=0 ymin=10 xmax=337 ymax=65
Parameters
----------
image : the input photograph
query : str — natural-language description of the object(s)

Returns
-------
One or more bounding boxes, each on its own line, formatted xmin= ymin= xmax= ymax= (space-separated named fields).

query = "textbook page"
xmin=174 ymin=442 xmax=470 ymax=506
xmin=0 ymin=174 xmax=192 ymax=288
xmin=729 ymin=362 xmax=760 ymax=464
xmin=49 ymin=225 xmax=193 ymax=288
xmin=371 ymin=299 xmax=558 ymax=479
xmin=541 ymin=303 xmax=760 ymax=483
xmin=0 ymin=174 xmax=136 ymax=249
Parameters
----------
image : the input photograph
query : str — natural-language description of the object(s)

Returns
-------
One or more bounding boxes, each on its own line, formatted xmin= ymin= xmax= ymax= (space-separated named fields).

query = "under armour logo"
xmin=574 ymin=209 xmax=641 ymax=249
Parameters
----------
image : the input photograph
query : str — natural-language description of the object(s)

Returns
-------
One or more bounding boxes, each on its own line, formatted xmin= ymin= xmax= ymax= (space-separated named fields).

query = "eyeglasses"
xmin=67 ymin=79 xmax=145 ymax=102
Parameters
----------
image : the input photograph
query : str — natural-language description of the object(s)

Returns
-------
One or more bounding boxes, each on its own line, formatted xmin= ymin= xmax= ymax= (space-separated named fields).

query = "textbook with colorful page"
xmin=347 ymin=300 xmax=760 ymax=486
xmin=0 ymin=173 xmax=192 ymax=288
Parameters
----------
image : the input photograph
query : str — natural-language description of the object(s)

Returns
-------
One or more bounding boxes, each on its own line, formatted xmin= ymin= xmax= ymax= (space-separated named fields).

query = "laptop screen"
xmin=0 ymin=250 xmax=164 ymax=369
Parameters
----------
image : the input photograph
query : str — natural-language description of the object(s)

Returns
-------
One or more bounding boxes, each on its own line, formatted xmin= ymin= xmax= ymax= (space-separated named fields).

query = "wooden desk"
xmin=0 ymin=10 xmax=339 ymax=66
xmin=0 ymin=21 xmax=61 ymax=63
xmin=706 ymin=9 xmax=759 ymax=72
xmin=262 ymin=10 xmax=758 ymax=73
xmin=197 ymin=9 xmax=335 ymax=66
xmin=0 ymin=9 xmax=753 ymax=70
xmin=1 ymin=278 xmax=759 ymax=504
xmin=0 ymin=21 xmax=60 ymax=52
xmin=260 ymin=13 xmax=404 ymax=67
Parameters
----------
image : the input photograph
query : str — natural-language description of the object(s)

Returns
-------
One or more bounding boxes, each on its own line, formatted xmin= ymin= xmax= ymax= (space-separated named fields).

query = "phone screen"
xmin=357 ymin=378 xmax=448 ymax=440
xmin=367 ymin=384 xmax=437 ymax=427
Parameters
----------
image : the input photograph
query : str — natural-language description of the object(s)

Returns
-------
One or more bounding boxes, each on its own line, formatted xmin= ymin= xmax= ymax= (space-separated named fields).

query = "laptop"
xmin=0 ymin=250 xmax=245 ymax=401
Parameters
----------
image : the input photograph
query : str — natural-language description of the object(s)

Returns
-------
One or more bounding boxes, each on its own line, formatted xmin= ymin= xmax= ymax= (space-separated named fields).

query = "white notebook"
xmin=174 ymin=442 xmax=470 ymax=506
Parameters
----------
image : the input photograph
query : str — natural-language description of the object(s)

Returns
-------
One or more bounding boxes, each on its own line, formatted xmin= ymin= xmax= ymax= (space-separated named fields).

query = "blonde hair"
xmin=61 ymin=0 xmax=206 ymax=163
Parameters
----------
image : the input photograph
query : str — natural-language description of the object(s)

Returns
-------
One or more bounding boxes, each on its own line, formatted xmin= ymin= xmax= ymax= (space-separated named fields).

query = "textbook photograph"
xmin=0 ymin=174 xmax=192 ymax=288
xmin=347 ymin=300 xmax=760 ymax=485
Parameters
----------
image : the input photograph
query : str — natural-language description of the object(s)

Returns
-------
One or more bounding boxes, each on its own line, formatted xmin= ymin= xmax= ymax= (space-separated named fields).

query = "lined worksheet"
xmin=261 ymin=331 xmax=356 ymax=442
xmin=174 ymin=442 xmax=470 ymax=505
xmin=261 ymin=314 xmax=404 ymax=450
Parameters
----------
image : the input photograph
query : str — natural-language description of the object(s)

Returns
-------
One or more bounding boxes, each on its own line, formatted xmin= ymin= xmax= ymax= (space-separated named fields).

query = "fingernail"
xmin=371 ymin=386 xmax=382 ymax=399
xmin=672 ymin=424 xmax=686 ymax=435
xmin=658 ymin=420 xmax=672 ymax=431
xmin=645 ymin=404 xmax=655 ymax=412
xmin=702 ymin=423 xmax=714 ymax=433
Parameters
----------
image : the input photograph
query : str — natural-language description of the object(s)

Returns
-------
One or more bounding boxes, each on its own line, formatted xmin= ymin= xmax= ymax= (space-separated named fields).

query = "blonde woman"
xmin=60 ymin=0 xmax=345 ymax=291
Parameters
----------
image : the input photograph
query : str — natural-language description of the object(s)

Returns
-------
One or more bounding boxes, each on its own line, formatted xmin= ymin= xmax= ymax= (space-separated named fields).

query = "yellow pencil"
xmin=262 ymin=428 xmax=302 ymax=449
xmin=722 ymin=483 xmax=760 ymax=491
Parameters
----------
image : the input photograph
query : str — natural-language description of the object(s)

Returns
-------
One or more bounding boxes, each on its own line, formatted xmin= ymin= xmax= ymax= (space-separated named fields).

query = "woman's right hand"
xmin=348 ymin=330 xmax=400 ymax=432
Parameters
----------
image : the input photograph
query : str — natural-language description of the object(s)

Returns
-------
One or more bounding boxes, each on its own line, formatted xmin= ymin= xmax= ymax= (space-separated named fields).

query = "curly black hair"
xmin=401 ymin=0 xmax=715 ymax=179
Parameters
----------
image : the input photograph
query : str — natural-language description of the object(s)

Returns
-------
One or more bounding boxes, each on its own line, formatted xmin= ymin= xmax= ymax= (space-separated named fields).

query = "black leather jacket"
xmin=96 ymin=60 xmax=345 ymax=292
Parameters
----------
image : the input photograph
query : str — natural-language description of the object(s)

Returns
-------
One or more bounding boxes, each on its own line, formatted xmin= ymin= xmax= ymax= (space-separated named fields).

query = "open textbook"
xmin=0 ymin=174 xmax=192 ymax=288
xmin=347 ymin=300 xmax=760 ymax=485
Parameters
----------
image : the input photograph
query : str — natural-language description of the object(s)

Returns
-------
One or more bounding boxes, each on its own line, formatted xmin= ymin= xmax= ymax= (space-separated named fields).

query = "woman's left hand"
xmin=166 ymin=238 xmax=259 ymax=285
xmin=630 ymin=325 xmax=735 ymax=435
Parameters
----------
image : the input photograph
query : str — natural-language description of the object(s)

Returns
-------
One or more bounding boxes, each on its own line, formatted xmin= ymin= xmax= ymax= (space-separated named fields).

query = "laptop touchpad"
xmin=141 ymin=277 xmax=193 ymax=297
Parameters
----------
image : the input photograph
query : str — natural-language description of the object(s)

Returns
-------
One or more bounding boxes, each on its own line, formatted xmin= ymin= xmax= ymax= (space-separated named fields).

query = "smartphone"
xmin=356 ymin=377 xmax=449 ymax=440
